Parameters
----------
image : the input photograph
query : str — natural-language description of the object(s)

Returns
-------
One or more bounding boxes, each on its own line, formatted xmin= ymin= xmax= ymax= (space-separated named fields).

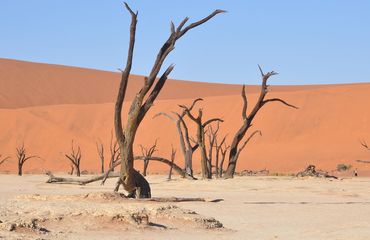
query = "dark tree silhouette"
xmin=65 ymin=140 xmax=82 ymax=177
xmin=224 ymin=66 xmax=298 ymax=178
xmin=16 ymin=143 xmax=39 ymax=176
xmin=139 ymin=140 xmax=158 ymax=176
xmin=113 ymin=2 xmax=224 ymax=197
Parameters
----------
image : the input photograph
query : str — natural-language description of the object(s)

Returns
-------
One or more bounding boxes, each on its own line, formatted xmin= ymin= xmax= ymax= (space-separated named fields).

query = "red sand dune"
xmin=1 ymin=58 xmax=370 ymax=176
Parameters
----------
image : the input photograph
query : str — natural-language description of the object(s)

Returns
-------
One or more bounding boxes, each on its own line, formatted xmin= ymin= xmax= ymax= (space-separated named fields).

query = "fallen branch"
xmin=356 ymin=159 xmax=370 ymax=164
xmin=46 ymin=172 xmax=120 ymax=185
xmin=296 ymin=165 xmax=338 ymax=179
xmin=46 ymin=155 xmax=196 ymax=185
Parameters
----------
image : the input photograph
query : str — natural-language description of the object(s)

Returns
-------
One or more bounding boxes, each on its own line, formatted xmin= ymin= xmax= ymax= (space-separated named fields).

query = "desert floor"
xmin=0 ymin=174 xmax=370 ymax=240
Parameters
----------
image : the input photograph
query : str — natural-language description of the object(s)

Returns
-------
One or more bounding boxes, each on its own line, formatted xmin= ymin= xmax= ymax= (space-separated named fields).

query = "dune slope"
xmin=1 ymin=58 xmax=370 ymax=175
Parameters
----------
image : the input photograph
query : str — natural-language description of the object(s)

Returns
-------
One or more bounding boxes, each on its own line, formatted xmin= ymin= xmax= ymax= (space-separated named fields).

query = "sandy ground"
xmin=1 ymin=174 xmax=370 ymax=240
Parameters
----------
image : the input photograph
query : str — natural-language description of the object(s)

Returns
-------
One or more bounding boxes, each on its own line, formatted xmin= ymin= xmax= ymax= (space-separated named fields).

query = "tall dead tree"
xmin=154 ymin=98 xmax=202 ymax=177
xmin=224 ymin=66 xmax=297 ymax=178
xmin=65 ymin=140 xmax=82 ymax=177
xmin=114 ymin=2 xmax=224 ymax=197
xmin=180 ymin=100 xmax=223 ymax=179
xmin=139 ymin=140 xmax=158 ymax=176
xmin=16 ymin=143 xmax=39 ymax=176
xmin=96 ymin=140 xmax=105 ymax=174
xmin=0 ymin=154 xmax=10 ymax=166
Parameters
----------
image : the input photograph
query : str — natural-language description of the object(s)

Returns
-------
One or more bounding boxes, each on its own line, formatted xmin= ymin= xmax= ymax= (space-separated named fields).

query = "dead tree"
xmin=168 ymin=147 xmax=176 ymax=180
xmin=224 ymin=66 xmax=297 ymax=178
xmin=0 ymin=154 xmax=10 ymax=166
xmin=206 ymin=123 xmax=221 ymax=177
xmin=109 ymin=131 xmax=120 ymax=172
xmin=114 ymin=3 xmax=224 ymax=197
xmin=214 ymin=134 xmax=227 ymax=178
xmin=96 ymin=140 xmax=105 ymax=174
xmin=65 ymin=140 xmax=82 ymax=177
xmin=218 ymin=142 xmax=230 ymax=178
xmin=139 ymin=140 xmax=158 ymax=176
xmin=16 ymin=143 xmax=39 ymax=176
xmin=154 ymin=98 xmax=202 ymax=177
xmin=180 ymin=100 xmax=223 ymax=179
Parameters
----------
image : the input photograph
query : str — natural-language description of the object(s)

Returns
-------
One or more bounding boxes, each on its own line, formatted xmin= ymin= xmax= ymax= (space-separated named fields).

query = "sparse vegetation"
xmin=336 ymin=164 xmax=352 ymax=172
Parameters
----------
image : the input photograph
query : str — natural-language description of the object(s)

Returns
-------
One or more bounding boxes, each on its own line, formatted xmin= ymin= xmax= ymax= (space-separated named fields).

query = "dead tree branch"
xmin=0 ymin=154 xmax=10 ymax=166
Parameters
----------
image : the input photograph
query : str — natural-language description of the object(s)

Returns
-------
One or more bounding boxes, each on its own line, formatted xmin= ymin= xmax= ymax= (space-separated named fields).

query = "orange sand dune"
xmin=1 ymin=58 xmax=370 ymax=176
xmin=0 ymin=58 xmax=340 ymax=109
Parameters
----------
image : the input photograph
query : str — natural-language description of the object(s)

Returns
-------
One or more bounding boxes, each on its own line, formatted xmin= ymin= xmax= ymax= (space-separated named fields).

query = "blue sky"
xmin=1 ymin=1 xmax=369 ymax=85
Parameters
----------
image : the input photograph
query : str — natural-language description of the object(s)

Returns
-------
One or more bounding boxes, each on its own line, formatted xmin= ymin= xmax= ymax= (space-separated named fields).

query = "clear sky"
xmin=1 ymin=1 xmax=369 ymax=85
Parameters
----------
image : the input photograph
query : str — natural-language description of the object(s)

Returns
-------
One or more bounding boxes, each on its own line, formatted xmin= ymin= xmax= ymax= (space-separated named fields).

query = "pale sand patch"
xmin=0 ymin=174 xmax=370 ymax=239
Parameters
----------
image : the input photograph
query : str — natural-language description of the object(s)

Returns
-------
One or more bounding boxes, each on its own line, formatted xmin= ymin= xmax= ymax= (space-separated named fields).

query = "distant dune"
xmin=1 ymin=58 xmax=370 ymax=176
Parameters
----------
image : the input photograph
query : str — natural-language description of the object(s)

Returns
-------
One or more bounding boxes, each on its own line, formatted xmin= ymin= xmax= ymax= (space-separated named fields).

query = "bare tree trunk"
xmin=168 ymin=148 xmax=176 ymax=180
xmin=224 ymin=66 xmax=297 ymax=178
xmin=18 ymin=163 xmax=22 ymax=176
xmin=96 ymin=141 xmax=105 ymax=174
xmin=219 ymin=144 xmax=229 ymax=178
xmin=69 ymin=165 xmax=74 ymax=175
xmin=114 ymin=3 xmax=224 ymax=197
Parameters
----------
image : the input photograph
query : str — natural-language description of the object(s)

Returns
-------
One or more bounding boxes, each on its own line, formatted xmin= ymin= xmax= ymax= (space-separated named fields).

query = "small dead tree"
xmin=109 ymin=131 xmax=121 ymax=172
xmin=96 ymin=140 xmax=105 ymax=174
xmin=0 ymin=154 xmax=10 ymax=167
xmin=180 ymin=100 xmax=223 ymax=179
xmin=168 ymin=147 xmax=177 ymax=180
xmin=154 ymin=98 xmax=202 ymax=177
xmin=214 ymin=134 xmax=227 ymax=178
xmin=224 ymin=66 xmax=297 ymax=178
xmin=139 ymin=140 xmax=158 ymax=176
xmin=206 ymin=123 xmax=221 ymax=177
xmin=65 ymin=140 xmax=82 ymax=177
xmin=114 ymin=3 xmax=224 ymax=197
xmin=16 ymin=143 xmax=39 ymax=176
xmin=218 ymin=142 xmax=230 ymax=178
